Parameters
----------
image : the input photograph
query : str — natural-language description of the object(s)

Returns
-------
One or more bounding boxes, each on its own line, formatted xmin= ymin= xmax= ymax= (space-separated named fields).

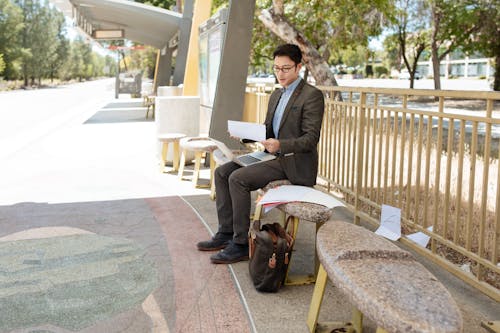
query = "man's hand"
xmin=261 ymin=138 xmax=280 ymax=154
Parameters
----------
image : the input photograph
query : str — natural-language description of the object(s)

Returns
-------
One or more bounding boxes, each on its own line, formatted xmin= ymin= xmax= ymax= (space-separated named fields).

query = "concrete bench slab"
xmin=308 ymin=220 xmax=463 ymax=333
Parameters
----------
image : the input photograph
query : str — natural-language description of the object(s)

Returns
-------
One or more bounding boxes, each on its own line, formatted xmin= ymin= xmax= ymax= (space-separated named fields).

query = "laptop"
xmin=211 ymin=139 xmax=276 ymax=167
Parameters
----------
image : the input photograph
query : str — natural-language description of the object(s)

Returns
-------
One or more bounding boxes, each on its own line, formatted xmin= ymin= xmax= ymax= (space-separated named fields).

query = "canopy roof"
xmin=50 ymin=0 xmax=182 ymax=49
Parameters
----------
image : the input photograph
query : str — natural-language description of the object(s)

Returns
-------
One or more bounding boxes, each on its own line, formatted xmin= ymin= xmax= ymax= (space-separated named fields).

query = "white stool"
xmin=178 ymin=137 xmax=218 ymax=188
xmin=157 ymin=133 xmax=186 ymax=173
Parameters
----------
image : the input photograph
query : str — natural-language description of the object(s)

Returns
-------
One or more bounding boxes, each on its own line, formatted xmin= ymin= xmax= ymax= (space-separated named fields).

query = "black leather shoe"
xmin=210 ymin=241 xmax=249 ymax=264
xmin=197 ymin=232 xmax=232 ymax=251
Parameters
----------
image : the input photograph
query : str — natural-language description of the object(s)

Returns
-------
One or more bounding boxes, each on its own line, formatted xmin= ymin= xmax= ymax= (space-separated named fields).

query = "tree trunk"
xmin=431 ymin=43 xmax=441 ymax=91
xmin=430 ymin=5 xmax=441 ymax=91
xmin=258 ymin=7 xmax=339 ymax=88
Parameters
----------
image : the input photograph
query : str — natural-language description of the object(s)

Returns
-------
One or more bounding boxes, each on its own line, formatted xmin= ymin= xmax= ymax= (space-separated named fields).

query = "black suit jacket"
xmin=263 ymin=79 xmax=325 ymax=186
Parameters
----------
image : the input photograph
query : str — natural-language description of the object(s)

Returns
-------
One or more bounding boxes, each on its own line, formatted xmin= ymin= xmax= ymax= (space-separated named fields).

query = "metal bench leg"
xmin=482 ymin=321 xmax=500 ymax=333
xmin=307 ymin=264 xmax=328 ymax=333
xmin=314 ymin=222 xmax=326 ymax=278
xmin=253 ymin=203 xmax=263 ymax=221
xmin=285 ymin=216 xmax=317 ymax=286
xmin=352 ymin=308 xmax=363 ymax=333
xmin=307 ymin=264 xmax=364 ymax=333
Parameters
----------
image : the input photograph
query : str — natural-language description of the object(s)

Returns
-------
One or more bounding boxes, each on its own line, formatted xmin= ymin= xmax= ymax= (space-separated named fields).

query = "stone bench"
xmin=307 ymin=220 xmax=463 ymax=333
xmin=255 ymin=180 xmax=335 ymax=285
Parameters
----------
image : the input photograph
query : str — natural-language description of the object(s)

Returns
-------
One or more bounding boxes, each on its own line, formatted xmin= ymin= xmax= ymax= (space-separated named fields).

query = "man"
xmin=197 ymin=44 xmax=325 ymax=264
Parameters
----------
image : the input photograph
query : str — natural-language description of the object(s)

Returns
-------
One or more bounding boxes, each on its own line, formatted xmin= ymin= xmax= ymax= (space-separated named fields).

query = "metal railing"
xmin=245 ymin=85 xmax=500 ymax=301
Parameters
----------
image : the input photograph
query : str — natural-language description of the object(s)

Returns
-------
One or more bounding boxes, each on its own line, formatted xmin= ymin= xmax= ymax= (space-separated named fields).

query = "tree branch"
xmin=258 ymin=7 xmax=339 ymax=88
xmin=272 ymin=0 xmax=284 ymax=16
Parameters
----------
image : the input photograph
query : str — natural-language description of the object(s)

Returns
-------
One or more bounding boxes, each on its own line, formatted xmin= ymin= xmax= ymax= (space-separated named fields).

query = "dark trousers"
xmin=214 ymin=158 xmax=287 ymax=244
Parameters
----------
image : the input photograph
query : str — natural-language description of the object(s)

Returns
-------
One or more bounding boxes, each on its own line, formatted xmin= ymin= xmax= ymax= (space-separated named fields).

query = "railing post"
xmin=354 ymin=92 xmax=367 ymax=225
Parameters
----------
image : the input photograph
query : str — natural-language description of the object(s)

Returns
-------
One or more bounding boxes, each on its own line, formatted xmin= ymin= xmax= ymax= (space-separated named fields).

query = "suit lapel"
xmin=278 ymin=80 xmax=305 ymax=133
xmin=268 ymin=88 xmax=283 ymax=122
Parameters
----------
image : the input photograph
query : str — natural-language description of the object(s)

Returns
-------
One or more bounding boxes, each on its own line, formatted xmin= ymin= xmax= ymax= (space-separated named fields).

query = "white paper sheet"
xmin=228 ymin=120 xmax=266 ymax=142
xmin=375 ymin=204 xmax=401 ymax=241
xmin=407 ymin=226 xmax=433 ymax=247
xmin=258 ymin=185 xmax=345 ymax=210
xmin=209 ymin=139 xmax=234 ymax=160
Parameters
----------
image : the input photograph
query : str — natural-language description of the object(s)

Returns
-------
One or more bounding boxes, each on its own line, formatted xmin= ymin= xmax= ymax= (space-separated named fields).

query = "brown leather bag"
xmin=248 ymin=217 xmax=294 ymax=292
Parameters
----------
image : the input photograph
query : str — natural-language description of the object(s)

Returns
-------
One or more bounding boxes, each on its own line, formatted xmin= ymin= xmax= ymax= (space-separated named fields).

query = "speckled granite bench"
xmin=307 ymin=220 xmax=463 ymax=333
xmin=255 ymin=180 xmax=335 ymax=285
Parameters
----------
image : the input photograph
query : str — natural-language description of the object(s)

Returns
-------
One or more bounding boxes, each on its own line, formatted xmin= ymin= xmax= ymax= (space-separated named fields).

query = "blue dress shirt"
xmin=272 ymin=77 xmax=302 ymax=138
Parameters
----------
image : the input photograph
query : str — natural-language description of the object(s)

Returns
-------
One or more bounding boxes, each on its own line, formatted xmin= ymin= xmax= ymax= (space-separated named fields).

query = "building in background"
xmin=417 ymin=50 xmax=494 ymax=79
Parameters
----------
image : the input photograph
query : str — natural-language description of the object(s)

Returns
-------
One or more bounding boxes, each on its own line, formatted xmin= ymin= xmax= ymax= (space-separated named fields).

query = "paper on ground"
xmin=228 ymin=120 xmax=266 ymax=142
xmin=258 ymin=185 xmax=345 ymax=210
xmin=375 ymin=204 xmax=401 ymax=241
xmin=407 ymin=226 xmax=433 ymax=247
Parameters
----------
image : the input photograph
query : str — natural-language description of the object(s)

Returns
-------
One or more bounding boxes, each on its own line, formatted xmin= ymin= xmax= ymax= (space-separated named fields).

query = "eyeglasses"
xmin=272 ymin=64 xmax=296 ymax=73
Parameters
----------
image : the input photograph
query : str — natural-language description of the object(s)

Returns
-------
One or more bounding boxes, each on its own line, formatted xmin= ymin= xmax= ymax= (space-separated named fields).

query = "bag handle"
xmin=284 ymin=215 xmax=295 ymax=237
xmin=277 ymin=216 xmax=295 ymax=250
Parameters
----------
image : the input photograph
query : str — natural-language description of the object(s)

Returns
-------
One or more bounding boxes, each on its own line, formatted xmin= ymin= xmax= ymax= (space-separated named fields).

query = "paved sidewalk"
xmin=0 ymin=92 xmax=498 ymax=332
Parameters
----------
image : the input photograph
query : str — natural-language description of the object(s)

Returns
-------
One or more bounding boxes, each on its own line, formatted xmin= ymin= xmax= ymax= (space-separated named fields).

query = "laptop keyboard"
xmin=238 ymin=154 xmax=261 ymax=165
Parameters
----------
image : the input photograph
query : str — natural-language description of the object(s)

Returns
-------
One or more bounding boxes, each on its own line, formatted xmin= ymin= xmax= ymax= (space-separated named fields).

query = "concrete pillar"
xmin=155 ymin=47 xmax=173 ymax=92
xmin=208 ymin=0 xmax=256 ymax=147
xmin=173 ymin=0 xmax=194 ymax=85
xmin=182 ymin=0 xmax=212 ymax=95
xmin=157 ymin=86 xmax=183 ymax=96
xmin=156 ymin=96 xmax=200 ymax=136
xmin=155 ymin=96 xmax=200 ymax=161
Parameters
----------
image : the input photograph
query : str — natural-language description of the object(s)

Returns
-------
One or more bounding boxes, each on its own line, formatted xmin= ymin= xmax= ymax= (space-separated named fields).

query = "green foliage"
xmin=12 ymin=0 xmax=71 ymax=85
xmin=0 ymin=0 xmax=113 ymax=84
xmin=382 ymin=33 xmax=401 ymax=70
xmin=127 ymin=45 xmax=157 ymax=79
xmin=462 ymin=0 xmax=499 ymax=58
xmin=249 ymin=0 xmax=395 ymax=73
xmin=331 ymin=45 xmax=370 ymax=68
xmin=0 ymin=0 xmax=24 ymax=79
xmin=56 ymin=38 xmax=109 ymax=81
xmin=451 ymin=0 xmax=499 ymax=90
xmin=133 ymin=0 xmax=176 ymax=10
xmin=374 ymin=65 xmax=389 ymax=77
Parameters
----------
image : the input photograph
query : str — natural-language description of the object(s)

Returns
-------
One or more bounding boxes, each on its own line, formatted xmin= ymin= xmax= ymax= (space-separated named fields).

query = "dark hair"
xmin=273 ymin=44 xmax=302 ymax=65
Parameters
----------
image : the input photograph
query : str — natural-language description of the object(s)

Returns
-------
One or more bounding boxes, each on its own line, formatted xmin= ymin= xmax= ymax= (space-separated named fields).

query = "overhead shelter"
xmin=49 ymin=0 xmax=192 ymax=88
xmin=51 ymin=0 xmax=259 ymax=148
